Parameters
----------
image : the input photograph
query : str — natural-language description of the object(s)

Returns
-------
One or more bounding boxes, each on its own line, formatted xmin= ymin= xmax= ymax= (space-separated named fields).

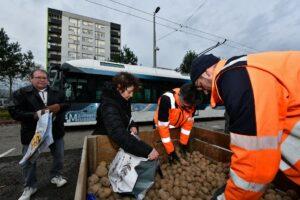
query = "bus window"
xmin=144 ymin=88 xmax=151 ymax=103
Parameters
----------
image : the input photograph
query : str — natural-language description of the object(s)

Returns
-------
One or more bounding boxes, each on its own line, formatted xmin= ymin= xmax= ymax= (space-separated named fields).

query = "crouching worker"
xmin=154 ymin=83 xmax=197 ymax=164
xmin=93 ymin=72 xmax=159 ymax=199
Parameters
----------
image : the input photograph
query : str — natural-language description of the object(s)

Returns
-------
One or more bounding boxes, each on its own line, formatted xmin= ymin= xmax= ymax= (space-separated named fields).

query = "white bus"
xmin=50 ymin=59 xmax=222 ymax=126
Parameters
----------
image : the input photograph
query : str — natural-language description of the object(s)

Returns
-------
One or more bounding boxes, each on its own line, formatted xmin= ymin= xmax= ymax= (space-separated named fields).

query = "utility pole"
xmin=153 ymin=7 xmax=160 ymax=68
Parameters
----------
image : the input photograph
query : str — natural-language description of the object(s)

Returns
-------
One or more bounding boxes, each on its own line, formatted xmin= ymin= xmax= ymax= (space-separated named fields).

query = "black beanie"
xmin=190 ymin=54 xmax=220 ymax=83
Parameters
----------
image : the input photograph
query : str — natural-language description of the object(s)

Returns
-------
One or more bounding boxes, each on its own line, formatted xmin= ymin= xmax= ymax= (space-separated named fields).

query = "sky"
xmin=0 ymin=0 xmax=300 ymax=69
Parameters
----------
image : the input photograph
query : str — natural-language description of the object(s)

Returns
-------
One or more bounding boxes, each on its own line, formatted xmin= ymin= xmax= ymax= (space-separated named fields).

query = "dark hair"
xmin=179 ymin=83 xmax=201 ymax=106
xmin=112 ymin=72 xmax=140 ymax=92
xmin=30 ymin=69 xmax=48 ymax=79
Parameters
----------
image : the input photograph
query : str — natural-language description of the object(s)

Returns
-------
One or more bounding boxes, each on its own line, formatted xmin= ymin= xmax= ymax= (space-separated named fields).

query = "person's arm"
xmin=157 ymin=95 xmax=174 ymax=154
xmin=101 ymin=102 xmax=153 ymax=158
xmin=8 ymin=89 xmax=36 ymax=121
xmin=215 ymin=67 xmax=282 ymax=200
xmin=47 ymin=90 xmax=70 ymax=114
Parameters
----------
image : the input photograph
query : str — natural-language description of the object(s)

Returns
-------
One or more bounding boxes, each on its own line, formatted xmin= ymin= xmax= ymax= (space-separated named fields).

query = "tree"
xmin=0 ymin=28 xmax=38 ymax=98
xmin=110 ymin=45 xmax=138 ymax=65
xmin=176 ymin=50 xmax=198 ymax=74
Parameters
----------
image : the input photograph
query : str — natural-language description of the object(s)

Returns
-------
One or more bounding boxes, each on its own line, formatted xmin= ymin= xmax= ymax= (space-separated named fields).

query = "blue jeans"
xmin=21 ymin=138 xmax=64 ymax=188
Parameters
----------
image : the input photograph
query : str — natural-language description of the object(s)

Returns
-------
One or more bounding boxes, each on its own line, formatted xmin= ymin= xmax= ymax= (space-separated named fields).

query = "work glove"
xmin=47 ymin=104 xmax=61 ymax=114
xmin=168 ymin=151 xmax=179 ymax=165
xmin=179 ymin=143 xmax=189 ymax=158
xmin=211 ymin=184 xmax=226 ymax=200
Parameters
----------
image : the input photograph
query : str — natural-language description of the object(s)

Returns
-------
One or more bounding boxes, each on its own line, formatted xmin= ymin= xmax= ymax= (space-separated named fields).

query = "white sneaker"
xmin=50 ymin=176 xmax=67 ymax=187
xmin=18 ymin=187 xmax=37 ymax=200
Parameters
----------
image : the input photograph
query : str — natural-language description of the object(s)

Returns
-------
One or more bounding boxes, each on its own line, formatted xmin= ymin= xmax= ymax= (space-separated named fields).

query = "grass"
xmin=0 ymin=108 xmax=11 ymax=120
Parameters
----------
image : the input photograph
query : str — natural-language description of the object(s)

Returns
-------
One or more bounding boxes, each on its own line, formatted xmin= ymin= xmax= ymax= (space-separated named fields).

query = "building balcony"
xmin=48 ymin=45 xmax=61 ymax=52
xmin=49 ymin=27 xmax=61 ymax=34
xmin=111 ymin=38 xmax=120 ymax=45
xmin=48 ymin=36 xmax=61 ymax=44
xmin=48 ymin=54 xmax=61 ymax=61
xmin=111 ymin=23 xmax=121 ymax=31
xmin=111 ymin=46 xmax=120 ymax=52
xmin=111 ymin=32 xmax=120 ymax=38
xmin=48 ymin=18 xmax=61 ymax=26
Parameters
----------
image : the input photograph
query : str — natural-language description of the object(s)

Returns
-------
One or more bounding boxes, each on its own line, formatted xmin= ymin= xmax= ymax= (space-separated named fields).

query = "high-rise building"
xmin=46 ymin=8 xmax=121 ymax=69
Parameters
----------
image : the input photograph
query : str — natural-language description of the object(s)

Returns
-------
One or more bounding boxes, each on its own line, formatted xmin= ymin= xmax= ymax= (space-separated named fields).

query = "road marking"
xmin=0 ymin=148 xmax=16 ymax=158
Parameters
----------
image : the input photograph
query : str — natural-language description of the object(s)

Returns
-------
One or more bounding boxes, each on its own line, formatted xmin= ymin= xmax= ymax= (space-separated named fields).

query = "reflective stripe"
xmin=161 ymin=137 xmax=171 ymax=143
xmin=164 ymin=92 xmax=175 ymax=108
xmin=280 ymin=121 xmax=300 ymax=169
xmin=230 ymin=132 xmax=281 ymax=150
xmin=158 ymin=121 xmax=169 ymax=127
xmin=230 ymin=169 xmax=267 ymax=192
xmin=279 ymin=160 xmax=290 ymax=171
xmin=222 ymin=56 xmax=247 ymax=70
xmin=217 ymin=193 xmax=225 ymax=200
xmin=291 ymin=121 xmax=300 ymax=137
xmin=169 ymin=125 xmax=176 ymax=129
xmin=181 ymin=128 xmax=191 ymax=136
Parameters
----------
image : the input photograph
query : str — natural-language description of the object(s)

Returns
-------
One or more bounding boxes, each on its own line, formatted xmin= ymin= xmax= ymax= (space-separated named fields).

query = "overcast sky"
xmin=0 ymin=0 xmax=300 ymax=69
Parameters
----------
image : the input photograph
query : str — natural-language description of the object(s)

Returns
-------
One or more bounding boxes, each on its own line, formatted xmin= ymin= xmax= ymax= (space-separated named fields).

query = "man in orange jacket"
xmin=190 ymin=52 xmax=300 ymax=200
xmin=154 ymin=83 xmax=198 ymax=164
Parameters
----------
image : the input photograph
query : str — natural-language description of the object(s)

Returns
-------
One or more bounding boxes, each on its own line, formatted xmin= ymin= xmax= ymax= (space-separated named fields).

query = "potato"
xmin=88 ymin=174 xmax=99 ymax=184
xmin=88 ymin=183 xmax=100 ymax=194
xmin=158 ymin=189 xmax=169 ymax=199
xmin=98 ymin=161 xmax=107 ymax=168
xmin=95 ymin=165 xmax=108 ymax=177
xmin=100 ymin=177 xmax=110 ymax=187
xmin=97 ymin=187 xmax=112 ymax=199
xmin=173 ymin=187 xmax=182 ymax=200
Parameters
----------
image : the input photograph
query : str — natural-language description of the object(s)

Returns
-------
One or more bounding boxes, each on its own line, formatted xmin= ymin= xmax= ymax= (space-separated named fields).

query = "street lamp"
xmin=153 ymin=6 xmax=160 ymax=68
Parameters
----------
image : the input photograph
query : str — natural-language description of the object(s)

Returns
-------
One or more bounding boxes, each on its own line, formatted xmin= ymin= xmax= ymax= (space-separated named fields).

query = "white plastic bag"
xmin=19 ymin=112 xmax=54 ymax=166
xmin=109 ymin=148 xmax=147 ymax=193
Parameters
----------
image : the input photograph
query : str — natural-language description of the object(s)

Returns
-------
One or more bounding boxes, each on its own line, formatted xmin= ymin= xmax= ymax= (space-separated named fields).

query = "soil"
xmin=0 ymin=149 xmax=82 ymax=200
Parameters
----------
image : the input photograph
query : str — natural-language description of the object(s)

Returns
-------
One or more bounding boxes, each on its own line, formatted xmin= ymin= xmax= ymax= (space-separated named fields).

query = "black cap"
xmin=190 ymin=54 xmax=220 ymax=83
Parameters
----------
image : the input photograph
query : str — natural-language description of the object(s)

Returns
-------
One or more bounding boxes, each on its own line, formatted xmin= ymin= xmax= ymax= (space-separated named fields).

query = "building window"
xmin=96 ymin=47 xmax=105 ymax=54
xmin=95 ymin=31 xmax=105 ymax=39
xmin=96 ymin=55 xmax=105 ymax=61
xmin=82 ymin=37 xmax=93 ymax=44
xmin=82 ymin=53 xmax=93 ymax=59
xmin=49 ymin=13 xmax=61 ymax=20
xmin=82 ymin=45 xmax=93 ymax=52
xmin=83 ymin=21 xmax=93 ymax=27
xmin=82 ymin=28 xmax=93 ymax=35
xmin=68 ymin=35 xmax=80 ymax=44
xmin=69 ymin=26 xmax=80 ymax=35
xmin=68 ymin=43 xmax=79 ymax=51
xmin=68 ymin=52 xmax=78 ymax=60
xmin=96 ymin=24 xmax=105 ymax=29
xmin=69 ymin=18 xmax=81 ymax=27
xmin=96 ymin=39 xmax=105 ymax=47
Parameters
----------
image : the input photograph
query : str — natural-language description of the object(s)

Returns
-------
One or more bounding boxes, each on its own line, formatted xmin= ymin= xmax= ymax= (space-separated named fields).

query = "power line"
xmin=183 ymin=0 xmax=207 ymax=25
xmin=157 ymin=30 xmax=178 ymax=41
xmin=84 ymin=0 xmax=255 ymax=52
xmin=100 ymin=0 xmax=259 ymax=52
xmin=157 ymin=0 xmax=207 ymax=42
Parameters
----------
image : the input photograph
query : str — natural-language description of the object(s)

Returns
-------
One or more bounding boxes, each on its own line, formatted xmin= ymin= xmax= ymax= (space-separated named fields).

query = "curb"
xmin=0 ymin=120 xmax=19 ymax=126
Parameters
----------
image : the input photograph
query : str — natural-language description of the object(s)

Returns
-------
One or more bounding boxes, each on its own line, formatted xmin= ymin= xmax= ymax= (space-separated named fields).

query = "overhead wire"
xmin=85 ymin=0 xmax=256 ymax=52
xmin=100 ymin=0 xmax=259 ymax=52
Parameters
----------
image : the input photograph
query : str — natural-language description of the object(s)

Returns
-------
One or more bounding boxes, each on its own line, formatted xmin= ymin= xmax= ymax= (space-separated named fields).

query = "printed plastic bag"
xmin=108 ymin=148 xmax=158 ymax=200
xmin=19 ymin=112 xmax=54 ymax=166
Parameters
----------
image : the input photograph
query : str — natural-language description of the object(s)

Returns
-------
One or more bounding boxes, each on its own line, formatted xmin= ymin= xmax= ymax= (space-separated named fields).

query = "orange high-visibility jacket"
xmin=154 ymin=88 xmax=195 ymax=154
xmin=211 ymin=51 xmax=300 ymax=200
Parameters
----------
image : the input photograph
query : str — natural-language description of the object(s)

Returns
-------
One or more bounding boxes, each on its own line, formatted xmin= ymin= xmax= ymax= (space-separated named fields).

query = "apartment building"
xmin=47 ymin=8 xmax=121 ymax=69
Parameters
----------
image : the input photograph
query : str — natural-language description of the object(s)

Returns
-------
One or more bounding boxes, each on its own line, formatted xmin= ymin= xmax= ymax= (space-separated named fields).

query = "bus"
xmin=50 ymin=59 xmax=223 ymax=126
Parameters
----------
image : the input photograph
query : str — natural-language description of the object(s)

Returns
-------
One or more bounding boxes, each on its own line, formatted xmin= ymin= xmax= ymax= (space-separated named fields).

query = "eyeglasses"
xmin=33 ymin=77 xmax=48 ymax=80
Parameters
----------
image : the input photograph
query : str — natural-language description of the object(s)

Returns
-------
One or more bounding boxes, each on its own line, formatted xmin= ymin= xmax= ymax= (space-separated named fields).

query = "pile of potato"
xmin=87 ymin=150 xmax=299 ymax=200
